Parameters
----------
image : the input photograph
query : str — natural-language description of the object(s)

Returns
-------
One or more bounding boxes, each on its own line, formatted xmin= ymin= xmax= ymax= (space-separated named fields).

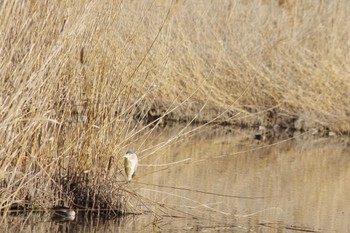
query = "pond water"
xmin=2 ymin=127 xmax=350 ymax=232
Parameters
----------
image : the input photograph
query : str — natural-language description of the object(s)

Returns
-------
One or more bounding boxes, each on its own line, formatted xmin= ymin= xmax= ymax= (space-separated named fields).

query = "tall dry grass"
xmin=0 ymin=0 xmax=349 ymax=216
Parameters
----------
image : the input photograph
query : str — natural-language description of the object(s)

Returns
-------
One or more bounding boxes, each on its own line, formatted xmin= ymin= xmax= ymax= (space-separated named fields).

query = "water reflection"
xmin=2 ymin=127 xmax=349 ymax=232
xmin=134 ymin=127 xmax=350 ymax=232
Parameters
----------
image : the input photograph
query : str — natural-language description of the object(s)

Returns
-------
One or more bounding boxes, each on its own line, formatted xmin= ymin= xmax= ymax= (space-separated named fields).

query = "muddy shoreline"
xmin=137 ymin=105 xmax=348 ymax=137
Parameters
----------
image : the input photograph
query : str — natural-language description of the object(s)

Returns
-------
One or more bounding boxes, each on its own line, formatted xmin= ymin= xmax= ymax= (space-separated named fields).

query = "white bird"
xmin=124 ymin=150 xmax=138 ymax=181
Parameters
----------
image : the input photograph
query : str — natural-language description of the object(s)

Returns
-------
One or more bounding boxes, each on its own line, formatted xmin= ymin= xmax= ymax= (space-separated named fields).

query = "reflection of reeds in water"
xmin=0 ymin=0 xmax=349 ymax=223
xmin=133 ymin=129 xmax=349 ymax=231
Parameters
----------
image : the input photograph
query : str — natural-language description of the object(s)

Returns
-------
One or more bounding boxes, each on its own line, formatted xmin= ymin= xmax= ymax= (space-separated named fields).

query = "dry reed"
xmin=0 ymin=0 xmax=349 ymax=218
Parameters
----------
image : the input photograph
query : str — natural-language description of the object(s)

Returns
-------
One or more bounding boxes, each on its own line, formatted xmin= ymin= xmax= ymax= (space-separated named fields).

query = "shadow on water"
xmin=2 ymin=127 xmax=350 ymax=232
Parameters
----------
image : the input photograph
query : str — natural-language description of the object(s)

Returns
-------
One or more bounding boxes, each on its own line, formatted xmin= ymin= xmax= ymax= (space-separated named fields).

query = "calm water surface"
xmin=2 ymin=127 xmax=350 ymax=232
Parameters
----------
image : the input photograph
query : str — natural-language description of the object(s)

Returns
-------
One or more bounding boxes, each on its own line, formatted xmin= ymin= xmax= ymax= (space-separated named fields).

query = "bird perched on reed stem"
xmin=124 ymin=150 xmax=138 ymax=181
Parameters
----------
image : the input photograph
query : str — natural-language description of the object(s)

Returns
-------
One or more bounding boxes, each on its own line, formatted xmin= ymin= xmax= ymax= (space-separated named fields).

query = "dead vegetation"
xmin=0 ymin=0 xmax=349 ymax=218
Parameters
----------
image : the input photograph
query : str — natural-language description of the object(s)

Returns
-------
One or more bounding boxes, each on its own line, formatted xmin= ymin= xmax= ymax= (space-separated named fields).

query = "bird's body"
xmin=124 ymin=150 xmax=138 ymax=181
xmin=51 ymin=206 xmax=76 ymax=220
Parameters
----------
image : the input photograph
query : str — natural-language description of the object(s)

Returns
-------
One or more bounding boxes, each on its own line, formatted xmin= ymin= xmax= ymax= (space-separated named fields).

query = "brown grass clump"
xmin=0 ymin=0 xmax=349 ymax=217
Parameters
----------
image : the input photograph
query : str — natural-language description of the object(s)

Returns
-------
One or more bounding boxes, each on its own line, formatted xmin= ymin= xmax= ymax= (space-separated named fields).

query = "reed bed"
xmin=0 ymin=0 xmax=349 ymax=218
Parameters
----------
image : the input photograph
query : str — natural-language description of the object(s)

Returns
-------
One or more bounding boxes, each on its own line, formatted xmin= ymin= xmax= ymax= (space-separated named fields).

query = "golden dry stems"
xmin=0 ymin=0 xmax=349 ymax=215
